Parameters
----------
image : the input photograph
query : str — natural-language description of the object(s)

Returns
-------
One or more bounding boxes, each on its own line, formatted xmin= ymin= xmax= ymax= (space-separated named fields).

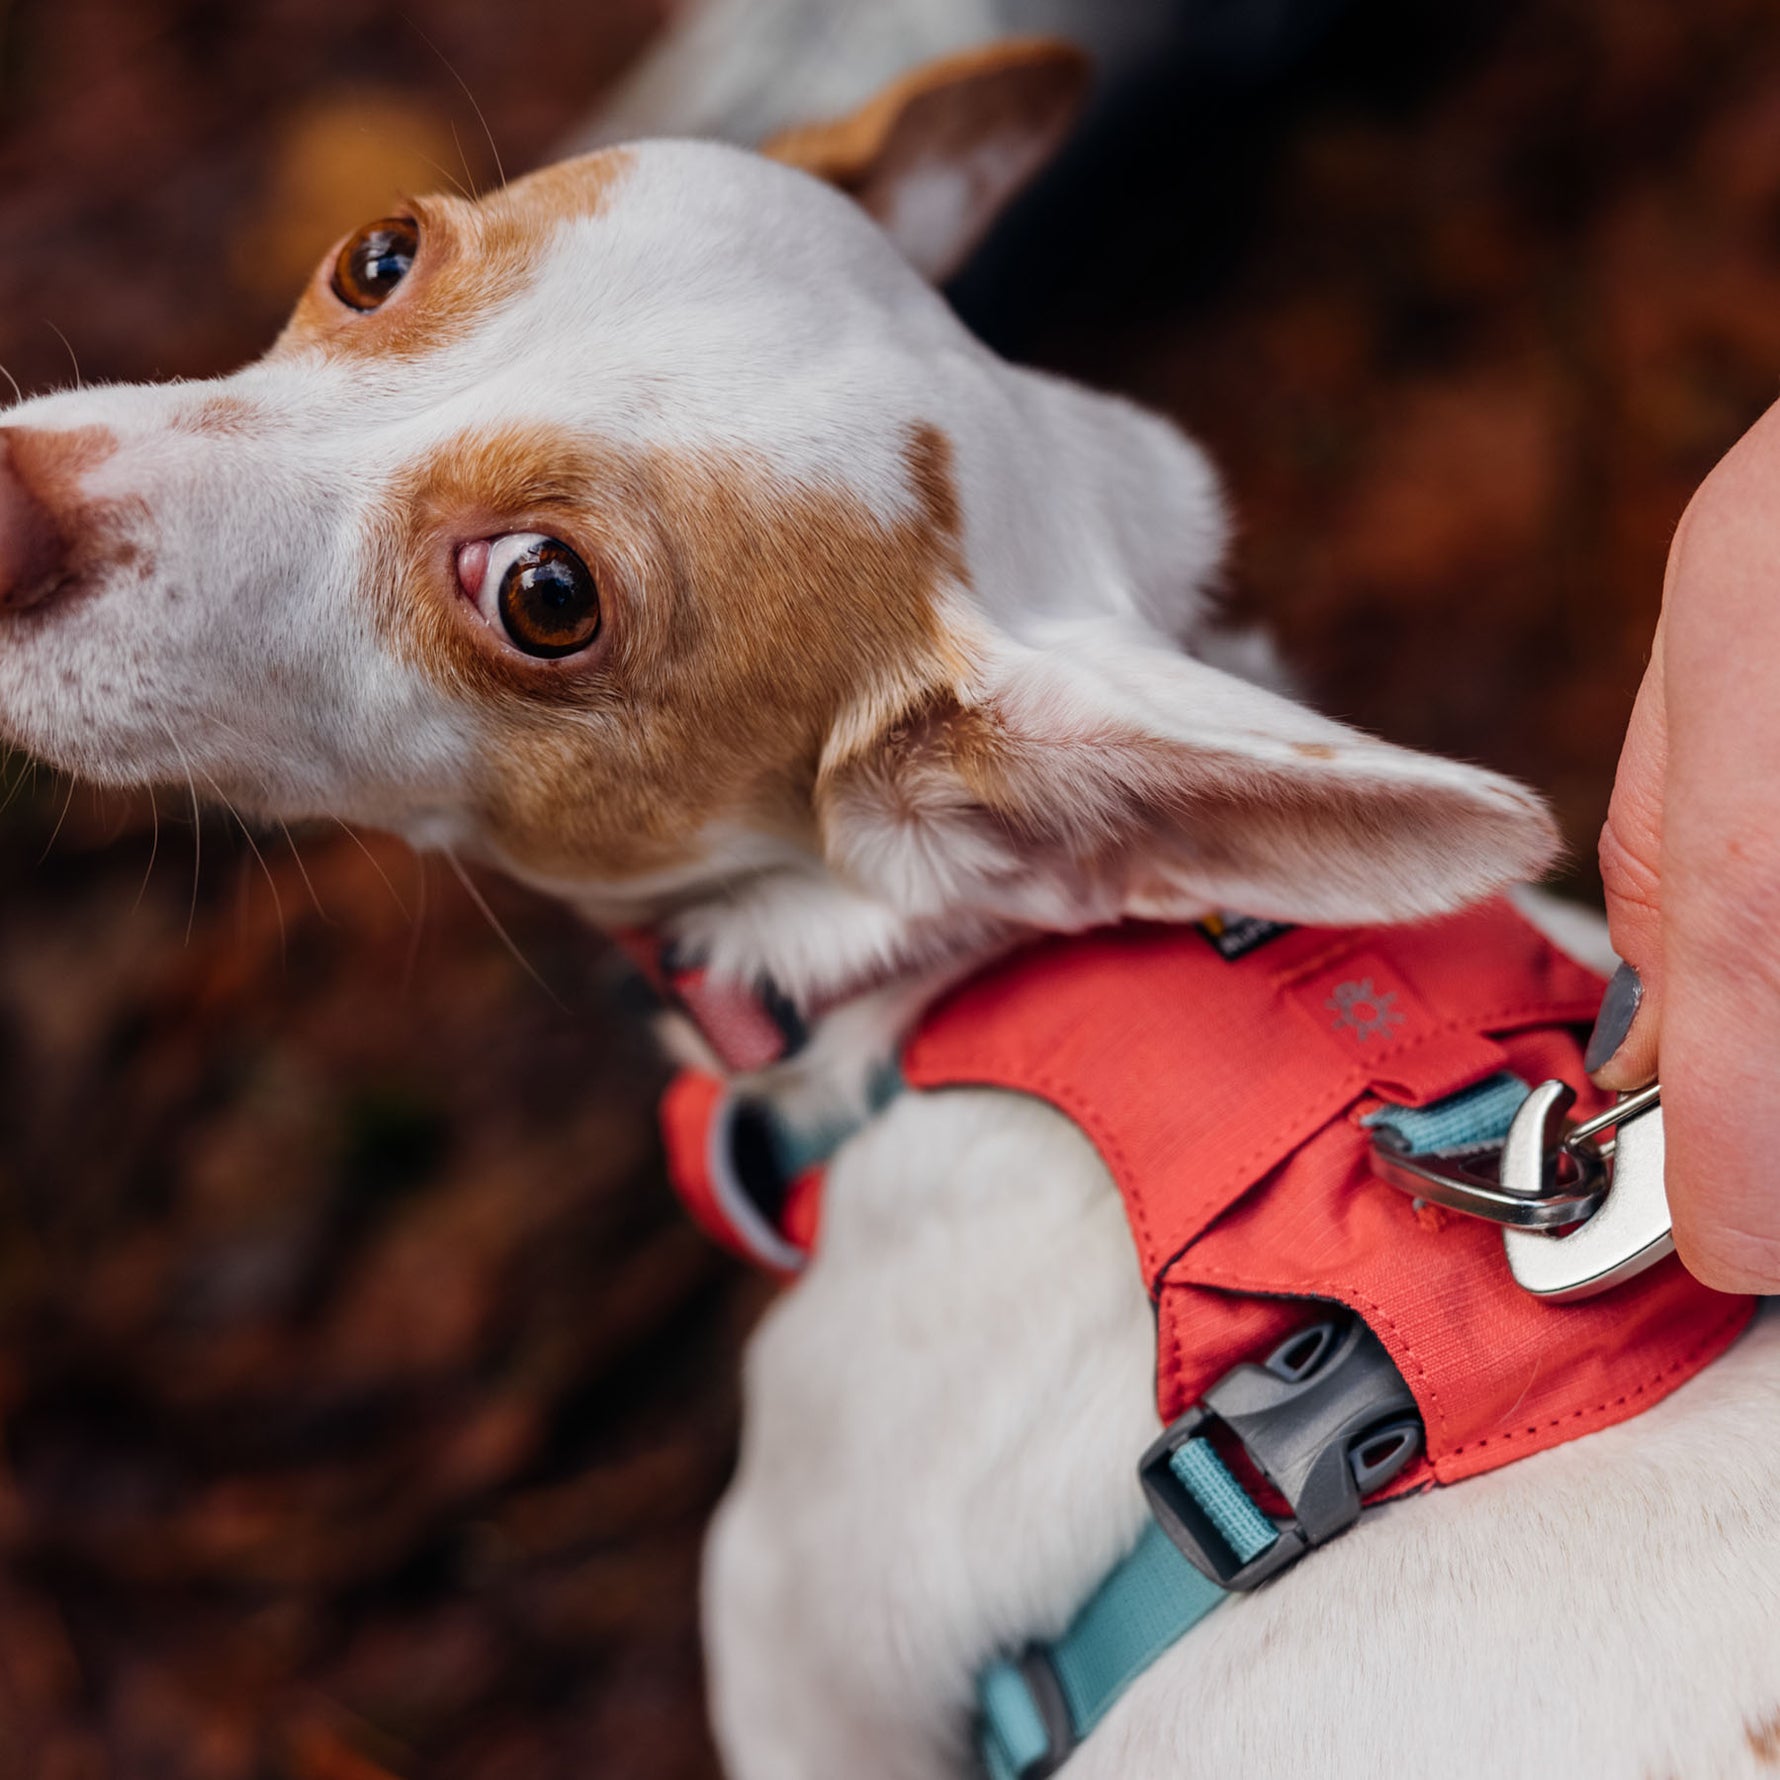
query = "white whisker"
xmin=36 ymin=773 xmax=78 ymax=863
xmin=133 ymin=787 xmax=162 ymax=914
xmin=442 ymin=847 xmax=563 ymax=1010
xmin=406 ymin=15 xmax=506 ymax=188
xmin=277 ymin=818 xmax=330 ymax=922
xmin=43 ymin=320 xmax=82 ymax=391
xmin=201 ymin=770 xmax=286 ymax=966
xmin=332 ymin=815 xmax=412 ymax=920
xmin=155 ymin=719 xmax=204 ymax=943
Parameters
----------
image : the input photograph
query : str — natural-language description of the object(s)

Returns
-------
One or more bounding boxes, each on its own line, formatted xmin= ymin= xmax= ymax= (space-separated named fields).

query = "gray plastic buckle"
xmin=1138 ymin=1317 xmax=1423 ymax=1591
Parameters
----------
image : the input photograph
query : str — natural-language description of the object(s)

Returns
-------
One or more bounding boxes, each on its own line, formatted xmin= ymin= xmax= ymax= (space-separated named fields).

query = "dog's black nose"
xmin=0 ymin=428 xmax=71 ymax=612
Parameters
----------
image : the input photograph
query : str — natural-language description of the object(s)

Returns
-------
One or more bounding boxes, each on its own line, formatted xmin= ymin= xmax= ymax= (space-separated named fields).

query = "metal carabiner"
xmin=1369 ymin=1117 xmax=1606 ymax=1229
xmin=1371 ymin=1079 xmax=1673 ymax=1303
xmin=1498 ymin=1081 xmax=1672 ymax=1301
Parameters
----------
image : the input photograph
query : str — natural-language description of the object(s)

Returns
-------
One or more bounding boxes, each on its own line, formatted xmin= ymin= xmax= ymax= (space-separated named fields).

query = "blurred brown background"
xmin=0 ymin=0 xmax=1776 ymax=1775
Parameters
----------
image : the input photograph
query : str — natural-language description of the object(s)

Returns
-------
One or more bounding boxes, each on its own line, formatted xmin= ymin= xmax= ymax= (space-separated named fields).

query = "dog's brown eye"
xmin=331 ymin=216 xmax=419 ymax=311
xmin=495 ymin=536 xmax=601 ymax=659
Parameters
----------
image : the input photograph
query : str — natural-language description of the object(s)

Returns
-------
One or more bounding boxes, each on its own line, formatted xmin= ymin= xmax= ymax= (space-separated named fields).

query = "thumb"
xmin=1590 ymin=621 xmax=1666 ymax=1088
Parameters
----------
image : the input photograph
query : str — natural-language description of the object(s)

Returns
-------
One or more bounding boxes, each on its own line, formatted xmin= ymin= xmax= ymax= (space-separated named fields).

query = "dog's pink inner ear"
xmin=762 ymin=37 xmax=1092 ymax=281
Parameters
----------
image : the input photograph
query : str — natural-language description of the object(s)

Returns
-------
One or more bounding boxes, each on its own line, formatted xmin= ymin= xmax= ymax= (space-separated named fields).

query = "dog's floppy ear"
xmin=817 ymin=632 xmax=1561 ymax=932
xmin=762 ymin=38 xmax=1092 ymax=281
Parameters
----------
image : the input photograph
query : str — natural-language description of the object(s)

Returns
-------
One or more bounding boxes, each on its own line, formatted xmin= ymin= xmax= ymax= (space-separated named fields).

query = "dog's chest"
xmin=703 ymin=1086 xmax=1160 ymax=1778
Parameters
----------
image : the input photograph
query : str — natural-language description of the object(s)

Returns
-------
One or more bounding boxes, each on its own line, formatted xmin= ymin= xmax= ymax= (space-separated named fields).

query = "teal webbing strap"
xmin=973 ymin=1074 xmax=1505 ymax=1777
xmin=1167 ymin=1438 xmax=1277 ymax=1563
xmin=756 ymin=1061 xmax=906 ymax=1180
xmin=976 ymin=1440 xmax=1278 ymax=1779
xmin=1047 ymin=1522 xmax=1227 ymax=1732
xmin=977 ymin=1523 xmax=1228 ymax=1780
xmin=1364 ymin=1070 xmax=1529 ymax=1154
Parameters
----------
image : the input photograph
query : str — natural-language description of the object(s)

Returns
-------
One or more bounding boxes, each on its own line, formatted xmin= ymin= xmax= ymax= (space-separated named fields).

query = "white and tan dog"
xmin=0 ymin=42 xmax=1776 ymax=1779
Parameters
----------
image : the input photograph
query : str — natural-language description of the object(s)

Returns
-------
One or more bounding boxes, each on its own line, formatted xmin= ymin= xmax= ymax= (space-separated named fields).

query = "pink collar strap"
xmin=611 ymin=928 xmax=809 ymax=1074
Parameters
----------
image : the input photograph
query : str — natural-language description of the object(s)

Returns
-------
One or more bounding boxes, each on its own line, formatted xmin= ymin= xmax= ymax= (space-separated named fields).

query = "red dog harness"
xmin=659 ymin=899 xmax=1747 ymax=1482
xmin=904 ymin=899 xmax=1752 ymax=1486
xmin=650 ymin=899 xmax=1751 ymax=1772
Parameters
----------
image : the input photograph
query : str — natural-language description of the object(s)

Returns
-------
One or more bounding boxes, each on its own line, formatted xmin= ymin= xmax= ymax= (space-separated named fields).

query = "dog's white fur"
xmin=1 ymin=47 xmax=1775 ymax=1776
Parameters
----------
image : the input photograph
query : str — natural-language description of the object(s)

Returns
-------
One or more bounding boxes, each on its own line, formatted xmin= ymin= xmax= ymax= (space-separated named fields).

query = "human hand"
xmin=1592 ymin=401 xmax=1780 ymax=1293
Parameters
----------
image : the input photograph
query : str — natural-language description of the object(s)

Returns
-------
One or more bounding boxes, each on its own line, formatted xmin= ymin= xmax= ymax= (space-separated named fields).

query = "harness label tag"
xmin=1197 ymin=911 xmax=1292 ymax=961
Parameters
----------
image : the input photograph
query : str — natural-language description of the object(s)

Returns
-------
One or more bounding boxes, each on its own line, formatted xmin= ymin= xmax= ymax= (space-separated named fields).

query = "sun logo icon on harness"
xmin=1326 ymin=977 xmax=1405 ymax=1044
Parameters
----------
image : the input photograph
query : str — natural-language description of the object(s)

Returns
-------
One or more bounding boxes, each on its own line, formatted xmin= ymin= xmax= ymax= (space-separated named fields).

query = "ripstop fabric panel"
xmin=901 ymin=899 xmax=1754 ymax=1495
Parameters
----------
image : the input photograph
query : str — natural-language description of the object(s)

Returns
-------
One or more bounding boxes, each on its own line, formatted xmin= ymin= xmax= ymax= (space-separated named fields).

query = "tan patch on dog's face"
xmin=271 ymin=150 xmax=633 ymax=366
xmin=7 ymin=424 xmax=116 ymax=503
xmin=1749 ymin=1709 xmax=1780 ymax=1765
xmin=375 ymin=420 xmax=970 ymax=883
xmin=2 ymin=425 xmax=152 ymax=604
xmin=169 ymin=393 xmax=265 ymax=437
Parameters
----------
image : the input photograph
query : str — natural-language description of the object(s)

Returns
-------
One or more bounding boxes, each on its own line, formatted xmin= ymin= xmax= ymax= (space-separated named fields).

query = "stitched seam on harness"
xmin=1437 ymin=1302 xmax=1754 ymax=1464
xmin=1283 ymin=992 xmax=1604 ymax=1079
xmin=1005 ymin=1070 xmax=1157 ymax=1280
xmin=1168 ymin=1275 xmax=1753 ymax=1469
xmin=1015 ymin=996 xmax=1596 ymax=1253
xmin=905 ymin=994 xmax=1604 ymax=1298
xmin=1171 ymin=1261 xmax=1453 ymax=1451
xmin=975 ymin=1067 xmax=1360 ymax=1290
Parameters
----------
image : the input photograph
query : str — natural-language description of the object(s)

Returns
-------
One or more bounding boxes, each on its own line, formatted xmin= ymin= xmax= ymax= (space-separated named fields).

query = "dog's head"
xmin=0 ymin=43 xmax=1556 ymax=994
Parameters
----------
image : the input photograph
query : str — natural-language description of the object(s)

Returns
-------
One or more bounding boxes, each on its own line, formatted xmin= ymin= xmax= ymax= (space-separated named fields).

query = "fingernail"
xmin=1584 ymin=961 xmax=1643 ymax=1075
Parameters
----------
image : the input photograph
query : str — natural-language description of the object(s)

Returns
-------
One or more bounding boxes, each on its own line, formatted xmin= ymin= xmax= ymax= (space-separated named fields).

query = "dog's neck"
xmin=576 ymin=858 xmax=1019 ymax=1134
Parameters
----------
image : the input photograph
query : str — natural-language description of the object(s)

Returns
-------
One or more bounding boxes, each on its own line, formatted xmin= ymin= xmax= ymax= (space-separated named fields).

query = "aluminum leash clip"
xmin=1497 ymin=1080 xmax=1672 ymax=1301
xmin=1372 ymin=1080 xmax=1673 ymax=1302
